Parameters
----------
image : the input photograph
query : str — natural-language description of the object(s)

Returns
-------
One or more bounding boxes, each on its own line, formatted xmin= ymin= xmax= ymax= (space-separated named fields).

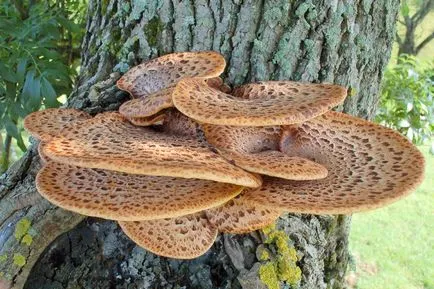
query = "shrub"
xmin=376 ymin=55 xmax=434 ymax=153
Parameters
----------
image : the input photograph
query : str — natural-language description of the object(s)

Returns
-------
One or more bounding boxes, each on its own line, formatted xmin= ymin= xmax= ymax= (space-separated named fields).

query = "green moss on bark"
xmin=144 ymin=17 xmax=164 ymax=48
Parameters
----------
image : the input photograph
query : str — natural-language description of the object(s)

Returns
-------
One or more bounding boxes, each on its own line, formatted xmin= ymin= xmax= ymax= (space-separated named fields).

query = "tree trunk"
xmin=0 ymin=0 xmax=399 ymax=288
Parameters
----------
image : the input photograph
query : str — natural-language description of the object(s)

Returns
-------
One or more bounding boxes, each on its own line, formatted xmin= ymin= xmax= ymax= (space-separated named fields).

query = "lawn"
xmin=348 ymin=145 xmax=434 ymax=289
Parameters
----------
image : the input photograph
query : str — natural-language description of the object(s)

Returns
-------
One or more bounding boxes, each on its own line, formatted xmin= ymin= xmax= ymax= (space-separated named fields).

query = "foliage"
xmin=376 ymin=55 xmax=434 ymax=152
xmin=0 ymin=0 xmax=86 ymax=172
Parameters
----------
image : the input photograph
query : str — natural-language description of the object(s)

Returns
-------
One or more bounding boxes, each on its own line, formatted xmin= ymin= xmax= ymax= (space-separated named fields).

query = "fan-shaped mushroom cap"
xmin=36 ymin=162 xmax=243 ymax=221
xmin=205 ymin=194 xmax=282 ymax=234
xmin=23 ymin=108 xmax=91 ymax=141
xmin=43 ymin=112 xmax=261 ymax=187
xmin=119 ymin=87 xmax=175 ymax=119
xmin=242 ymin=111 xmax=425 ymax=214
xmin=116 ymin=51 xmax=226 ymax=98
xmin=173 ymin=79 xmax=347 ymax=126
xmin=128 ymin=111 xmax=166 ymax=126
xmin=119 ymin=212 xmax=217 ymax=259
xmin=119 ymin=77 xmax=230 ymax=120
xmin=202 ymin=124 xmax=328 ymax=180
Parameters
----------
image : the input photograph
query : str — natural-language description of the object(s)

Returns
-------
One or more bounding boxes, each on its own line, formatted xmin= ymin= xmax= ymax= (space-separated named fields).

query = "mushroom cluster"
xmin=24 ymin=51 xmax=425 ymax=259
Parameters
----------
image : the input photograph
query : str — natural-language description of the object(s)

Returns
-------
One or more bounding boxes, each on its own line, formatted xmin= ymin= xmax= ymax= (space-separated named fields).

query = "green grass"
xmin=348 ymin=145 xmax=434 ymax=289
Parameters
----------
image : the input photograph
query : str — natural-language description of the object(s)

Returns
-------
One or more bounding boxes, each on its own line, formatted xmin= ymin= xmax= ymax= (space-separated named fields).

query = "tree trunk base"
xmin=24 ymin=214 xmax=350 ymax=289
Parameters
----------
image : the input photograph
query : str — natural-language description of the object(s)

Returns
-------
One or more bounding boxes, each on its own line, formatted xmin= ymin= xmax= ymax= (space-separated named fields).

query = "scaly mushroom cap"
xmin=43 ymin=112 xmax=261 ymax=187
xmin=116 ymin=51 xmax=226 ymax=98
xmin=119 ymin=77 xmax=230 ymax=120
xmin=36 ymin=162 xmax=243 ymax=221
xmin=23 ymin=108 xmax=91 ymax=141
xmin=128 ymin=110 xmax=166 ymax=126
xmin=202 ymin=124 xmax=328 ymax=180
xmin=172 ymin=79 xmax=347 ymax=126
xmin=205 ymin=194 xmax=282 ymax=234
xmin=119 ymin=87 xmax=175 ymax=119
xmin=242 ymin=111 xmax=425 ymax=214
xmin=119 ymin=212 xmax=217 ymax=259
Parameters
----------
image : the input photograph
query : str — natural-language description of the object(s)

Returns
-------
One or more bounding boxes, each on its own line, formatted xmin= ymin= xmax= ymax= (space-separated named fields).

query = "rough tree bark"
xmin=0 ymin=1 xmax=399 ymax=288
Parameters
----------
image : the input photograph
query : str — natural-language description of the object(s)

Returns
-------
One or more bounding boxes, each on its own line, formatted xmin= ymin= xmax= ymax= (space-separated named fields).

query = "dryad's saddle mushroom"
xmin=24 ymin=50 xmax=425 ymax=260
xmin=118 ymin=51 xmax=226 ymax=123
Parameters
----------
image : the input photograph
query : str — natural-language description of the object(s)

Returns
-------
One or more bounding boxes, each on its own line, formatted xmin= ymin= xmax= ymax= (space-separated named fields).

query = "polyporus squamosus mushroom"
xmin=241 ymin=111 xmax=425 ymax=214
xmin=42 ymin=112 xmax=261 ymax=188
xmin=24 ymin=50 xmax=425 ymax=260
xmin=36 ymin=162 xmax=243 ymax=221
xmin=119 ymin=194 xmax=282 ymax=258
xmin=23 ymin=108 xmax=92 ymax=163
xmin=118 ymin=51 xmax=226 ymax=122
xmin=202 ymin=124 xmax=328 ymax=180
xmin=172 ymin=78 xmax=347 ymax=126
xmin=119 ymin=212 xmax=218 ymax=259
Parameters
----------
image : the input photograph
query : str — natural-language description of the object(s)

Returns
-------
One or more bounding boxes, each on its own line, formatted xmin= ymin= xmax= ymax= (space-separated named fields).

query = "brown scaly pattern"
xmin=242 ymin=111 xmax=426 ymax=214
xmin=162 ymin=109 xmax=201 ymax=137
xmin=43 ymin=112 xmax=261 ymax=187
xmin=119 ymin=212 xmax=218 ymax=259
xmin=173 ymin=79 xmax=347 ymax=126
xmin=202 ymin=124 xmax=328 ymax=180
xmin=116 ymin=51 xmax=226 ymax=98
xmin=127 ymin=111 xmax=166 ymax=126
xmin=119 ymin=87 xmax=175 ymax=119
xmin=23 ymin=108 xmax=92 ymax=141
xmin=36 ymin=162 xmax=243 ymax=221
xmin=205 ymin=194 xmax=282 ymax=234
xmin=119 ymin=77 xmax=230 ymax=120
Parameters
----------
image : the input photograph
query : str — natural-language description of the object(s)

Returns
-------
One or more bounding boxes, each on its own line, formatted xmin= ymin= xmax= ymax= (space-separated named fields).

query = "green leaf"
xmin=0 ymin=63 xmax=18 ymax=83
xmin=17 ymin=59 xmax=28 ymax=84
xmin=400 ymin=0 xmax=410 ymax=17
xmin=56 ymin=16 xmax=81 ymax=34
xmin=41 ymin=77 xmax=60 ymax=108
xmin=28 ymin=76 xmax=42 ymax=111
xmin=21 ymin=70 xmax=42 ymax=112
xmin=4 ymin=118 xmax=26 ymax=151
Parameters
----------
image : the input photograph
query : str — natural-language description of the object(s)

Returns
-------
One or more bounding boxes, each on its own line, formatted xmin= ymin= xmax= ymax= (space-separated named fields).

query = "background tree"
xmin=0 ymin=0 xmax=400 ymax=288
xmin=396 ymin=0 xmax=434 ymax=56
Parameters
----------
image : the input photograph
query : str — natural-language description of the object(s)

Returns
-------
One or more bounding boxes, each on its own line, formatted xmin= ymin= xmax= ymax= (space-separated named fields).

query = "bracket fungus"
xmin=42 ymin=112 xmax=261 ymax=187
xmin=202 ymin=124 xmax=328 ymax=180
xmin=118 ymin=51 xmax=226 ymax=122
xmin=36 ymin=162 xmax=243 ymax=221
xmin=172 ymin=78 xmax=347 ymax=126
xmin=25 ymin=50 xmax=425 ymax=260
xmin=119 ymin=213 xmax=218 ymax=259
xmin=23 ymin=108 xmax=92 ymax=163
